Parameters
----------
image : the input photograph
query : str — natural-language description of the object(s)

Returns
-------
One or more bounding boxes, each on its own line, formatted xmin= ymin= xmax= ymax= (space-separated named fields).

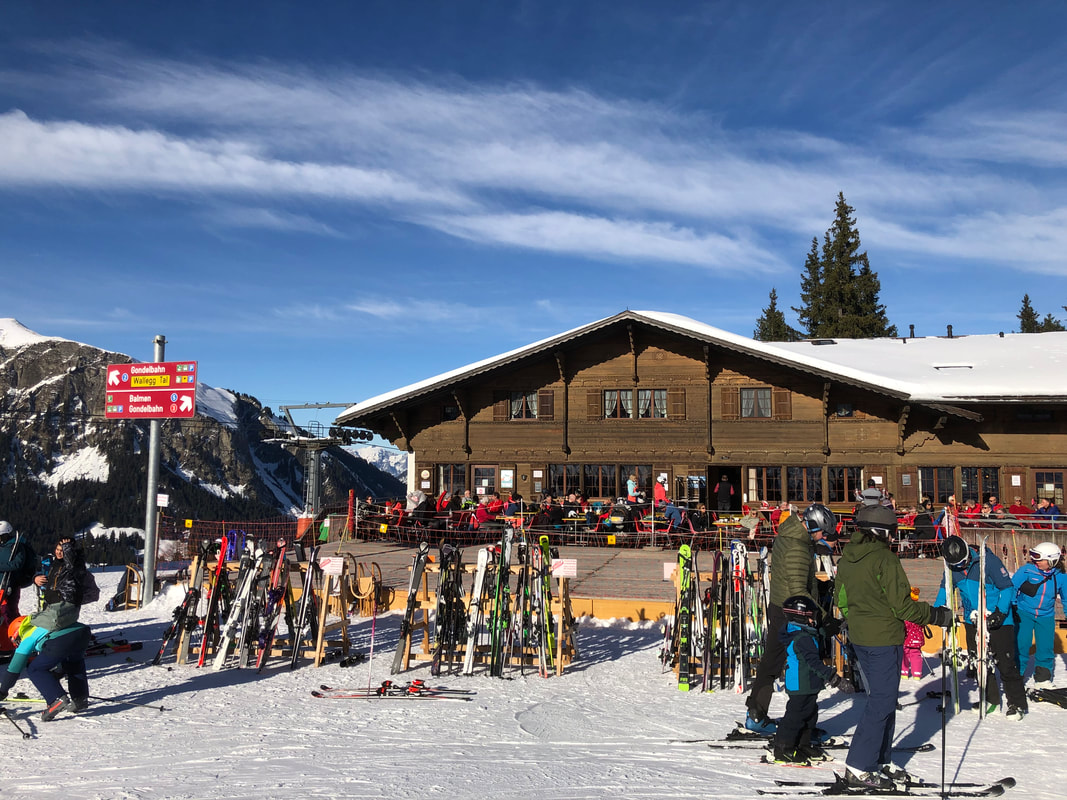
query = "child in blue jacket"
xmin=1013 ymin=541 xmax=1067 ymax=687
xmin=771 ymin=595 xmax=854 ymax=765
xmin=935 ymin=536 xmax=1027 ymax=719
xmin=0 ymin=614 xmax=91 ymax=721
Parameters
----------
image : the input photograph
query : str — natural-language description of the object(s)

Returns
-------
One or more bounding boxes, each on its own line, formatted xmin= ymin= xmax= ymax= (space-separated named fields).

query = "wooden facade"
xmin=337 ymin=312 xmax=1067 ymax=513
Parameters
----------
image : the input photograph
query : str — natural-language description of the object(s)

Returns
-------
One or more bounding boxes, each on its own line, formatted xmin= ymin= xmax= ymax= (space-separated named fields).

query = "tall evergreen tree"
xmin=754 ymin=288 xmax=800 ymax=341
xmin=1018 ymin=294 xmax=1039 ymax=332
xmin=793 ymin=193 xmax=896 ymax=339
xmin=793 ymin=238 xmax=823 ymax=337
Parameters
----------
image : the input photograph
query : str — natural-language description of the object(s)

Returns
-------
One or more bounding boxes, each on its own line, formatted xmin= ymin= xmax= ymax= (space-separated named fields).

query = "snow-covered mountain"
xmin=348 ymin=445 xmax=408 ymax=481
xmin=0 ymin=318 xmax=404 ymax=547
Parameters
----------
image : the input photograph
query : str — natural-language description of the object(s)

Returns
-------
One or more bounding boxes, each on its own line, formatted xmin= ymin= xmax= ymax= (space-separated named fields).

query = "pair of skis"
xmin=313 ymin=680 xmax=474 ymax=702
xmin=755 ymin=775 xmax=1014 ymax=797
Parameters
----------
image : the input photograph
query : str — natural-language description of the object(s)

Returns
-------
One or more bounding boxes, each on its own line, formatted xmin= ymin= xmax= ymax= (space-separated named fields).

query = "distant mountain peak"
xmin=0 ymin=317 xmax=62 ymax=348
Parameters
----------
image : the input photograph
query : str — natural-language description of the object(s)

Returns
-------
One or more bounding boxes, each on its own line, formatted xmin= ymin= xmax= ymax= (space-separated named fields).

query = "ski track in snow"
xmin=0 ymin=570 xmax=1064 ymax=799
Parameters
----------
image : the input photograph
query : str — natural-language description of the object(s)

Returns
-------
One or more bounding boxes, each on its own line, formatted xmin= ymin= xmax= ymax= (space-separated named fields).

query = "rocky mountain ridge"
xmin=0 ymin=318 xmax=404 ymax=548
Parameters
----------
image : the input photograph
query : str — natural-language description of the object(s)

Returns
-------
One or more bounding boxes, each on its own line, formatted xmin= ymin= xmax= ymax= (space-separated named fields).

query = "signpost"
xmin=104 ymin=361 xmax=197 ymax=419
xmin=104 ymin=347 xmax=197 ymax=602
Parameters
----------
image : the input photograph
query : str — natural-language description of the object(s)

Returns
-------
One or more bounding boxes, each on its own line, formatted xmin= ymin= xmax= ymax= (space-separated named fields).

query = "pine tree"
xmin=793 ymin=193 xmax=895 ymax=339
xmin=1018 ymin=295 xmax=1039 ymax=333
xmin=754 ymin=288 xmax=800 ymax=341
xmin=793 ymin=238 xmax=823 ymax=337
xmin=1039 ymin=313 xmax=1065 ymax=333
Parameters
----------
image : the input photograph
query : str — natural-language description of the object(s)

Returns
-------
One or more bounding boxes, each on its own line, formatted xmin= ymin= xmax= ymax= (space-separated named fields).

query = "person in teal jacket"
xmin=0 ymin=614 xmax=91 ymax=721
xmin=1012 ymin=541 xmax=1067 ymax=687
xmin=935 ymin=535 xmax=1027 ymax=719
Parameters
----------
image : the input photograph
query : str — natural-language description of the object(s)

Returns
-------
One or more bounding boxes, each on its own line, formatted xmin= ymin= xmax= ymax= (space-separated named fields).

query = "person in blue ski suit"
xmin=935 ymin=536 xmax=1027 ymax=718
xmin=772 ymin=595 xmax=855 ymax=765
xmin=0 ymin=614 xmax=91 ymax=720
xmin=1012 ymin=541 xmax=1067 ymax=687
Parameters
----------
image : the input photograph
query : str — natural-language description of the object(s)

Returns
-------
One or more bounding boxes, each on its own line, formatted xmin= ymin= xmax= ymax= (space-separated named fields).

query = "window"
xmin=828 ymin=466 xmax=863 ymax=504
xmin=472 ymin=466 xmax=496 ymax=496
xmin=621 ymin=464 xmax=653 ymax=498
xmin=603 ymin=389 xmax=629 ymax=419
xmin=637 ymin=389 xmax=668 ymax=419
xmin=442 ymin=403 xmax=461 ymax=422
xmin=510 ymin=391 xmax=537 ymax=419
xmin=787 ymin=467 xmax=822 ymax=503
xmin=437 ymin=464 xmax=467 ymax=495
xmin=741 ymin=388 xmax=772 ymax=418
xmin=548 ymin=464 xmax=580 ymax=497
xmin=960 ymin=467 xmax=1000 ymax=505
xmin=583 ymin=464 xmax=617 ymax=498
xmin=1034 ymin=470 xmax=1064 ymax=506
xmin=749 ymin=467 xmax=783 ymax=504
xmin=919 ymin=467 xmax=955 ymax=504
xmin=835 ymin=403 xmax=853 ymax=418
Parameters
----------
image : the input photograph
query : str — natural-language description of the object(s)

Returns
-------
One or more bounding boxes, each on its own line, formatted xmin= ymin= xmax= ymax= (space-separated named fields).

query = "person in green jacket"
xmin=744 ymin=503 xmax=839 ymax=733
xmin=0 ymin=613 xmax=91 ymax=721
xmin=834 ymin=505 xmax=953 ymax=790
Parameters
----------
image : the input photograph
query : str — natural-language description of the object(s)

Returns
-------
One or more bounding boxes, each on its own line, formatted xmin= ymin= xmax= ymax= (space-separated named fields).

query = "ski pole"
xmin=1 ymin=708 xmax=32 ymax=739
xmin=89 ymin=694 xmax=166 ymax=712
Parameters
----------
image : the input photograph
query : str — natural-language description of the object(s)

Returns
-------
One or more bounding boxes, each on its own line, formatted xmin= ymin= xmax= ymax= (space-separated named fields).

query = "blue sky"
xmin=2 ymin=2 xmax=1066 ymax=431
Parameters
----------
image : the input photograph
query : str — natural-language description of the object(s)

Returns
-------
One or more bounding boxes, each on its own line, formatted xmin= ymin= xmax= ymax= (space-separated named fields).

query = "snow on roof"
xmin=336 ymin=310 xmax=1067 ymax=422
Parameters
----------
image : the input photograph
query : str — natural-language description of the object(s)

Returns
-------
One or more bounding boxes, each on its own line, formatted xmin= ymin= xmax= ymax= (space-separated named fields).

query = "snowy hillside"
xmin=2 ymin=570 xmax=1064 ymax=800
xmin=350 ymin=444 xmax=408 ymax=481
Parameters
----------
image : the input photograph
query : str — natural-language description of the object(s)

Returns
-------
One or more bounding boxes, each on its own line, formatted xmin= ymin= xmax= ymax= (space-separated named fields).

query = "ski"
xmin=774 ymin=778 xmax=1016 ymax=790
xmin=677 ymin=543 xmax=694 ymax=691
xmin=212 ymin=541 xmax=261 ymax=670
xmin=151 ymin=541 xmax=212 ymax=666
xmin=197 ymin=534 xmax=230 ymax=667
xmin=977 ymin=535 xmax=989 ymax=720
xmin=430 ymin=542 xmax=465 ymax=676
xmin=289 ymin=545 xmax=322 ymax=670
xmin=537 ymin=534 xmax=556 ymax=674
xmin=390 ymin=541 xmax=431 ymax=674
xmin=706 ymin=738 xmax=934 ymax=753
xmin=311 ymin=690 xmax=472 ymax=702
xmin=319 ymin=681 xmax=475 ymax=696
xmin=1027 ymin=687 xmax=1067 ymax=708
xmin=755 ymin=774 xmax=1007 ymax=796
xmin=461 ymin=546 xmax=491 ymax=675
xmin=488 ymin=527 xmax=514 ymax=677
xmin=255 ymin=539 xmax=290 ymax=672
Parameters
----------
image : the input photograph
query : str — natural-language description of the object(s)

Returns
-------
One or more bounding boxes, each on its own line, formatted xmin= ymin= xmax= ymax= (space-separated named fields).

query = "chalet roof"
xmin=335 ymin=310 xmax=1067 ymax=424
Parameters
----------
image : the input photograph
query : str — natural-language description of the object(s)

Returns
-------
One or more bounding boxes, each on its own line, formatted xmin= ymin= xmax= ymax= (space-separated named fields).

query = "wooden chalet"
xmin=334 ymin=311 xmax=1067 ymax=514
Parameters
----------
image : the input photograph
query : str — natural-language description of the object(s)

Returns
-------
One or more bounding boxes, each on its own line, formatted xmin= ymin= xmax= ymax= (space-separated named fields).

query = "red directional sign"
xmin=104 ymin=361 xmax=198 ymax=419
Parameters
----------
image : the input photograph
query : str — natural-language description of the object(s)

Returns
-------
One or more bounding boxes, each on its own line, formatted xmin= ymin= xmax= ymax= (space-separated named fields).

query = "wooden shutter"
xmin=538 ymin=389 xmax=554 ymax=421
xmin=667 ymin=387 xmax=686 ymax=421
xmin=772 ymin=388 xmax=792 ymax=420
xmin=493 ymin=391 xmax=508 ymax=422
xmin=586 ymin=389 xmax=602 ymax=420
xmin=721 ymin=386 xmax=739 ymax=420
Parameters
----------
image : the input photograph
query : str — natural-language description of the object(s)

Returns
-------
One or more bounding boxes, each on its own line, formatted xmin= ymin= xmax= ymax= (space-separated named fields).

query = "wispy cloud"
xmin=0 ymin=41 xmax=1065 ymax=274
xmin=208 ymin=206 xmax=345 ymax=237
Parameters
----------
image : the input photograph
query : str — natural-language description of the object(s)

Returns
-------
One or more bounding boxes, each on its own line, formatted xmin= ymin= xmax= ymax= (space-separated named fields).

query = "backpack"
xmin=13 ymin=539 xmax=39 ymax=589
xmin=81 ymin=570 xmax=101 ymax=605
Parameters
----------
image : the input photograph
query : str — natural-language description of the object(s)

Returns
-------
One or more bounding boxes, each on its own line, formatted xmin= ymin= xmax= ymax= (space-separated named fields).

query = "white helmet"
xmin=0 ymin=520 xmax=12 ymax=539
xmin=1030 ymin=541 xmax=1061 ymax=568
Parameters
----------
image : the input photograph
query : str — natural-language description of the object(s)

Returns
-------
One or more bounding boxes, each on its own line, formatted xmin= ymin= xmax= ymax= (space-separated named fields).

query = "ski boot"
xmin=744 ymin=712 xmax=777 ymax=735
xmin=844 ymin=767 xmax=896 ymax=791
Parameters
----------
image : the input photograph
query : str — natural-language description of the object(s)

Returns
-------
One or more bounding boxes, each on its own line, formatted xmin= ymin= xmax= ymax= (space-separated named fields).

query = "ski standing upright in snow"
xmin=390 ymin=541 xmax=431 ymax=675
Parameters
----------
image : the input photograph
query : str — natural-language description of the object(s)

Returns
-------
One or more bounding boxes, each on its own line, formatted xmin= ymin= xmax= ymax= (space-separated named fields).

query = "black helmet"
xmin=854 ymin=504 xmax=897 ymax=540
xmin=782 ymin=594 xmax=820 ymax=627
xmin=802 ymin=503 xmax=837 ymax=539
xmin=942 ymin=535 xmax=972 ymax=569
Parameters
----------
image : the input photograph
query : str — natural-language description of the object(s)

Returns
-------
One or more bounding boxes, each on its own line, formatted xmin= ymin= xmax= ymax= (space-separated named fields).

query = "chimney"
xmin=909 ymin=324 xmax=915 ymax=338
xmin=947 ymin=324 xmax=953 ymax=339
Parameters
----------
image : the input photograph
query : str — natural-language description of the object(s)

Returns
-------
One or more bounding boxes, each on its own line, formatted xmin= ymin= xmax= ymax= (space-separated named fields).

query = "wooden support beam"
xmin=555 ymin=351 xmax=570 ymax=455
xmin=704 ymin=345 xmax=714 ymax=456
xmin=822 ymin=381 xmax=832 ymax=456
xmin=897 ymin=404 xmax=911 ymax=455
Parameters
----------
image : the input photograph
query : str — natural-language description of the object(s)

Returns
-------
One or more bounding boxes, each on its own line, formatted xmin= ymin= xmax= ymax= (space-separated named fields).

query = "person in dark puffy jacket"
xmin=0 ymin=521 xmax=31 ymax=629
xmin=34 ymin=538 xmax=87 ymax=621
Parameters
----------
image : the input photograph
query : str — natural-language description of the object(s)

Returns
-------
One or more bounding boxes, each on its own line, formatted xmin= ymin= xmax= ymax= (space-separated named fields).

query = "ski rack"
xmin=291 ymin=557 xmax=353 ymax=667
xmin=395 ymin=560 xmax=578 ymax=676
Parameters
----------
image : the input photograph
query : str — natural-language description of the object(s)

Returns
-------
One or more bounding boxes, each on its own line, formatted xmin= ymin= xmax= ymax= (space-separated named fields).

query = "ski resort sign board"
xmin=104 ymin=361 xmax=198 ymax=419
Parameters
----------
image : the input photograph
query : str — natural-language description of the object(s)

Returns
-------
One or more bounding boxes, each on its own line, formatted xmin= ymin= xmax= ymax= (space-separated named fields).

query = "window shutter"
xmin=772 ymin=388 xmax=792 ymax=420
xmin=667 ymin=387 xmax=686 ymax=420
xmin=586 ymin=389 xmax=601 ymax=420
xmin=493 ymin=391 xmax=508 ymax=422
xmin=721 ymin=386 xmax=739 ymax=420
xmin=538 ymin=389 xmax=554 ymax=421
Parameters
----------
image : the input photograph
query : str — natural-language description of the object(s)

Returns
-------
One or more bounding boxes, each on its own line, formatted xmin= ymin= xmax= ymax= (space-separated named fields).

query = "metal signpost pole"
xmin=142 ymin=334 xmax=166 ymax=603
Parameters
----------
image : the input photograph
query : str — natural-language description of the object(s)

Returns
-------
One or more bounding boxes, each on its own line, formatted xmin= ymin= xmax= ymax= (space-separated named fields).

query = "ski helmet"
xmin=942 ymin=535 xmax=972 ymax=569
xmin=1030 ymin=541 xmax=1062 ymax=568
xmin=0 ymin=520 xmax=12 ymax=541
xmin=801 ymin=503 xmax=837 ymax=540
xmin=782 ymin=595 xmax=821 ymax=627
xmin=854 ymin=504 xmax=897 ymax=540
xmin=6 ymin=615 xmax=27 ymax=647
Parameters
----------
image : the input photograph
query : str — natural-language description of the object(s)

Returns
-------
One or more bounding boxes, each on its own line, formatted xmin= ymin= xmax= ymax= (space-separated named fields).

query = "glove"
xmin=823 ymin=617 xmax=841 ymax=638
xmin=829 ymin=674 xmax=856 ymax=694
xmin=969 ymin=610 xmax=979 ymax=625
xmin=928 ymin=606 xmax=955 ymax=628
xmin=986 ymin=610 xmax=1006 ymax=631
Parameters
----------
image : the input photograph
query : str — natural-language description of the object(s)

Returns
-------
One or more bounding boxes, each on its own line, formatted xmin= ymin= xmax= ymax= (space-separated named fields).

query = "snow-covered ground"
xmin=3 ymin=570 xmax=1065 ymax=800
